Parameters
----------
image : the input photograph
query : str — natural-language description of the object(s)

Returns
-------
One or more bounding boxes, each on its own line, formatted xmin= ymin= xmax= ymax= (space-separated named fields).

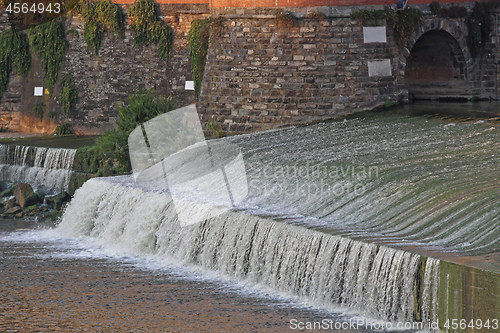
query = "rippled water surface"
xmin=1 ymin=220 xmax=407 ymax=333
xmin=0 ymin=103 xmax=498 ymax=331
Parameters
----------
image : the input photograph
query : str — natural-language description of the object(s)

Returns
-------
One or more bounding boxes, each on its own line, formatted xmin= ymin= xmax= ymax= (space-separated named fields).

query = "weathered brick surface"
xmin=198 ymin=17 xmax=406 ymax=134
xmin=210 ymin=0 xmax=489 ymax=9
xmin=1 ymin=3 xmax=498 ymax=136
xmin=0 ymin=5 xmax=208 ymax=134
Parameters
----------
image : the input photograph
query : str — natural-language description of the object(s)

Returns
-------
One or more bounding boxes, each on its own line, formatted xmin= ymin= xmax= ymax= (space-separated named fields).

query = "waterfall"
xmin=53 ymin=110 xmax=499 ymax=330
xmin=0 ymin=144 xmax=77 ymax=193
xmin=421 ymin=258 xmax=440 ymax=326
xmin=229 ymin=115 xmax=500 ymax=256
xmin=56 ymin=177 xmax=441 ymax=325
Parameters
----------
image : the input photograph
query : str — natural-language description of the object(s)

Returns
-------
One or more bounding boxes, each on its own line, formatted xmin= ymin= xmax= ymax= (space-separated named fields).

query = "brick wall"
xmin=210 ymin=0 xmax=489 ymax=9
xmin=0 ymin=4 xmax=209 ymax=134
xmin=197 ymin=17 xmax=406 ymax=134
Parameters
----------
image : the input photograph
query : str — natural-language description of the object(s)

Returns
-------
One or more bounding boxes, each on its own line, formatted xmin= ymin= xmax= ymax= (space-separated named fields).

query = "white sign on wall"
xmin=363 ymin=26 xmax=387 ymax=43
xmin=185 ymin=81 xmax=195 ymax=91
xmin=368 ymin=60 xmax=392 ymax=77
xmin=34 ymin=87 xmax=43 ymax=96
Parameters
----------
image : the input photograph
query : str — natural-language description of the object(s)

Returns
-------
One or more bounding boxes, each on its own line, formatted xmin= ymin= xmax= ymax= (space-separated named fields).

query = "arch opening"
xmin=404 ymin=30 xmax=467 ymax=100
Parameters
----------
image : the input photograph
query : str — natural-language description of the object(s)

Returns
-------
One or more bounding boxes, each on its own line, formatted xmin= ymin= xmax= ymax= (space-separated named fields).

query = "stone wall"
xmin=1 ymin=2 xmax=499 ymax=136
xmin=0 ymin=4 xmax=209 ymax=134
xmin=198 ymin=17 xmax=406 ymax=134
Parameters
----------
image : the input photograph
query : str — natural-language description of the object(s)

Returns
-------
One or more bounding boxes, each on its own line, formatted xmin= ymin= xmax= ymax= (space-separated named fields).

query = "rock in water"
xmin=14 ymin=183 xmax=35 ymax=208
xmin=5 ymin=206 xmax=22 ymax=215
xmin=46 ymin=192 xmax=72 ymax=210
xmin=4 ymin=197 xmax=16 ymax=210
xmin=0 ymin=183 xmax=17 ymax=197
xmin=14 ymin=183 xmax=34 ymax=207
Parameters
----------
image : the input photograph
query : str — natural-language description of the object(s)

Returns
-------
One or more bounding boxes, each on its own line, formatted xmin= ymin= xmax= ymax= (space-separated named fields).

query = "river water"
xmin=0 ymin=220 xmax=403 ymax=333
xmin=0 ymin=102 xmax=498 ymax=332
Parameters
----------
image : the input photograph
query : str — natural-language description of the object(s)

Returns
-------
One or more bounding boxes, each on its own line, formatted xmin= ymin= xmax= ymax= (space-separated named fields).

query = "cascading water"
xmin=232 ymin=113 xmax=499 ymax=257
xmin=0 ymin=144 xmax=77 ymax=193
xmin=55 ymin=110 xmax=498 ymax=328
xmin=56 ymin=177 xmax=440 ymax=326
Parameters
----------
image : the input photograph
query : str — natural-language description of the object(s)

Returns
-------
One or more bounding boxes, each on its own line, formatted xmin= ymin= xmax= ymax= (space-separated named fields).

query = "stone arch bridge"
xmin=401 ymin=16 xmax=491 ymax=100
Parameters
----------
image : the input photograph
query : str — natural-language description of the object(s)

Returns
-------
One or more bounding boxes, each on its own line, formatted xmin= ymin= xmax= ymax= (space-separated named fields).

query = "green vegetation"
xmin=75 ymin=90 xmax=176 ymax=175
xmin=468 ymin=2 xmax=491 ymax=58
xmin=275 ymin=10 xmax=297 ymax=26
xmin=188 ymin=17 xmax=224 ymax=97
xmin=66 ymin=0 xmax=81 ymax=12
xmin=128 ymin=0 xmax=174 ymax=61
xmin=429 ymin=2 xmax=442 ymax=16
xmin=32 ymin=102 xmax=46 ymax=120
xmin=384 ymin=100 xmax=396 ymax=108
xmin=59 ymin=73 xmax=78 ymax=116
xmin=205 ymin=120 xmax=225 ymax=138
xmin=188 ymin=18 xmax=212 ymax=97
xmin=29 ymin=20 xmax=68 ymax=93
xmin=54 ymin=123 xmax=75 ymax=135
xmin=80 ymin=0 xmax=124 ymax=54
xmin=350 ymin=9 xmax=387 ymax=24
xmin=391 ymin=7 xmax=424 ymax=46
xmin=48 ymin=210 xmax=63 ymax=221
xmin=470 ymin=95 xmax=480 ymax=103
xmin=306 ymin=11 xmax=327 ymax=20
xmin=0 ymin=28 xmax=31 ymax=100
xmin=351 ymin=7 xmax=424 ymax=47
xmin=48 ymin=111 xmax=57 ymax=119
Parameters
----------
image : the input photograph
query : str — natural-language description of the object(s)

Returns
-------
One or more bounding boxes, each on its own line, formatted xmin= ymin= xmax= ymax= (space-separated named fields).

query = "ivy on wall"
xmin=188 ymin=17 xmax=223 ymax=97
xmin=54 ymin=123 xmax=74 ymax=135
xmin=0 ymin=28 xmax=31 ymax=100
xmin=59 ymin=73 xmax=78 ymax=116
xmin=391 ymin=8 xmax=424 ymax=46
xmin=467 ymin=2 xmax=491 ymax=57
xmin=353 ymin=3 xmax=493 ymax=58
xmin=350 ymin=8 xmax=387 ymax=24
xmin=29 ymin=20 xmax=68 ymax=93
xmin=32 ymin=102 xmax=45 ymax=120
xmin=306 ymin=11 xmax=327 ymax=20
xmin=351 ymin=7 xmax=424 ymax=47
xmin=80 ymin=0 xmax=124 ymax=54
xmin=128 ymin=0 xmax=174 ymax=61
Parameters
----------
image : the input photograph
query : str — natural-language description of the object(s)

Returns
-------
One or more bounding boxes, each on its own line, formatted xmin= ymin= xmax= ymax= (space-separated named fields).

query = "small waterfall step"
xmin=0 ymin=144 xmax=78 ymax=193
xmin=56 ymin=177 xmax=499 ymax=332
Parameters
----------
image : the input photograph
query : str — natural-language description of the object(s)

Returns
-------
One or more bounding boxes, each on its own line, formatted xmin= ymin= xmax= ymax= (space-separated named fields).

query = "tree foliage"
xmin=76 ymin=90 xmax=176 ymax=175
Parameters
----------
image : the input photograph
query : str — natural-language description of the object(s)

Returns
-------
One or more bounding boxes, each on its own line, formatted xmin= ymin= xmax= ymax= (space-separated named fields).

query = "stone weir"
xmin=0 ymin=144 xmax=89 ymax=194
xmin=57 ymin=176 xmax=499 ymax=333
